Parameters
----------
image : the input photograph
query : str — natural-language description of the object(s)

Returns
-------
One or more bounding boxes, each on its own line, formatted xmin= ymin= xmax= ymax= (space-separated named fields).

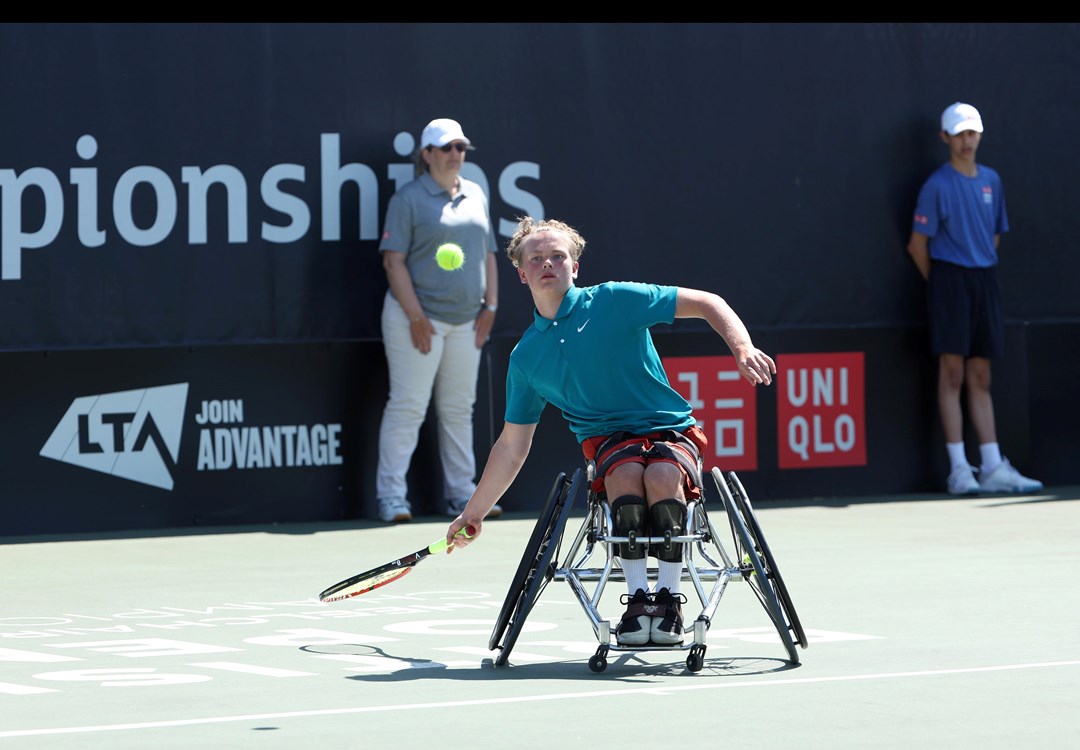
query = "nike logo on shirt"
xmin=577 ymin=319 xmax=590 ymax=333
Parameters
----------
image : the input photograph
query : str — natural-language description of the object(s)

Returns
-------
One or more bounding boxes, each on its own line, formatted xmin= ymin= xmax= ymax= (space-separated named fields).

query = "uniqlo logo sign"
xmin=663 ymin=355 xmax=760 ymax=470
xmin=777 ymin=352 xmax=866 ymax=469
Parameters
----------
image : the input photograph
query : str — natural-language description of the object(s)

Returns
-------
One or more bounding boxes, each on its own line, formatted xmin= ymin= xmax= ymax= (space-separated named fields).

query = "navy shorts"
xmin=927 ymin=260 xmax=1004 ymax=359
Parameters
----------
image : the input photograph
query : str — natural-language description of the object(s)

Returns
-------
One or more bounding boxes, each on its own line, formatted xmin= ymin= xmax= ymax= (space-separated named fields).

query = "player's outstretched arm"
xmin=675 ymin=287 xmax=776 ymax=386
xmin=446 ymin=422 xmax=537 ymax=551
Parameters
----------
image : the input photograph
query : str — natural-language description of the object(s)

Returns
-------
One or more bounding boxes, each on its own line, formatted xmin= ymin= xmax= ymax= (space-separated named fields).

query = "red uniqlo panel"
xmin=776 ymin=352 xmax=866 ymax=469
xmin=663 ymin=355 xmax=759 ymax=471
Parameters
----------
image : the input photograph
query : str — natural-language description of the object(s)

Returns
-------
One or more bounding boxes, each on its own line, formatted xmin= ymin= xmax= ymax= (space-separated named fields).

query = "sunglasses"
xmin=435 ymin=142 xmax=468 ymax=153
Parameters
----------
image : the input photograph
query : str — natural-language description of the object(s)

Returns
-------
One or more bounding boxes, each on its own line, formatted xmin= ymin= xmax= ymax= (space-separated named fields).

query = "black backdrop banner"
xmin=2 ymin=23 xmax=1078 ymax=352
xmin=3 ymin=23 xmax=1080 ymax=535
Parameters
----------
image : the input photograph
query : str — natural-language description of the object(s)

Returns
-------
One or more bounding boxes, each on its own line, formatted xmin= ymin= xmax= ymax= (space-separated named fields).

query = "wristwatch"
xmin=484 ymin=304 xmax=498 ymax=313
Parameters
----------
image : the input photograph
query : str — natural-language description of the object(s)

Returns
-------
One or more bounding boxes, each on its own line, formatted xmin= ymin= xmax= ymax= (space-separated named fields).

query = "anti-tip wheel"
xmin=686 ymin=645 xmax=705 ymax=672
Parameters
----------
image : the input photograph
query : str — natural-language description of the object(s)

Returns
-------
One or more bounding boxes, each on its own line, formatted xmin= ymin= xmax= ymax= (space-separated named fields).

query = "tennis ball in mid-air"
xmin=435 ymin=243 xmax=465 ymax=270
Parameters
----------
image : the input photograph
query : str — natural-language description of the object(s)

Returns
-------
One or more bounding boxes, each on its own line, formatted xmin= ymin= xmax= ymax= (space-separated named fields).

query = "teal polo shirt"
xmin=505 ymin=282 xmax=695 ymax=442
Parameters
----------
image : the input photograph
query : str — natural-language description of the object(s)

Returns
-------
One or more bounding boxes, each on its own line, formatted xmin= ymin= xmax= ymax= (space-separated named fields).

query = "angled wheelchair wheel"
xmin=489 ymin=468 xmax=582 ymax=666
xmin=488 ymin=471 xmax=565 ymax=652
xmin=711 ymin=467 xmax=801 ymax=664
xmin=726 ymin=471 xmax=808 ymax=650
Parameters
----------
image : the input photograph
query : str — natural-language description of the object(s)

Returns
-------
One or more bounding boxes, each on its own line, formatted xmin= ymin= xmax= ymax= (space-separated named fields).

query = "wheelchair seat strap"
xmin=593 ymin=429 xmax=703 ymax=491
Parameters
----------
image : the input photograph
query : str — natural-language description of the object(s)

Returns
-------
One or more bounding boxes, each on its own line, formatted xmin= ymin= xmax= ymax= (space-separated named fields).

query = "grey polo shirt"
xmin=378 ymin=172 xmax=497 ymax=325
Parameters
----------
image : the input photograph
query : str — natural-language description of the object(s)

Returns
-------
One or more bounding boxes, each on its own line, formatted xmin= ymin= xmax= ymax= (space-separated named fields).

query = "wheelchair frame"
xmin=488 ymin=463 xmax=807 ymax=673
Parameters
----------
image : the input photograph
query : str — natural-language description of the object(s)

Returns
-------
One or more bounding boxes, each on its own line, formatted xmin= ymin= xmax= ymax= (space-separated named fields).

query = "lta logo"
xmin=40 ymin=384 xmax=189 ymax=490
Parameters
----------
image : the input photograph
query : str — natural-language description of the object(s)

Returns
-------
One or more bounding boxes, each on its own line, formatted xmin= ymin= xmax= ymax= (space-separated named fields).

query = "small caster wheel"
xmin=686 ymin=645 xmax=706 ymax=672
xmin=589 ymin=645 xmax=609 ymax=673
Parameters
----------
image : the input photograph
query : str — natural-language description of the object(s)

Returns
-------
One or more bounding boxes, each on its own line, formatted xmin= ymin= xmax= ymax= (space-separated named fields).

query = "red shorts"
xmin=582 ymin=424 xmax=708 ymax=500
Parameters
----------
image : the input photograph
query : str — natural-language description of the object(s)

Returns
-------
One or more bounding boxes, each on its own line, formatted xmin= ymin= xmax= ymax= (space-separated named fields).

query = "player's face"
xmin=517 ymin=231 xmax=578 ymax=294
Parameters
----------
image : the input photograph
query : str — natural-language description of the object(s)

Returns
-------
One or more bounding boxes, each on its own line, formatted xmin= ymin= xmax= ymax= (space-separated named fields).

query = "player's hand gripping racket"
xmin=318 ymin=525 xmax=475 ymax=603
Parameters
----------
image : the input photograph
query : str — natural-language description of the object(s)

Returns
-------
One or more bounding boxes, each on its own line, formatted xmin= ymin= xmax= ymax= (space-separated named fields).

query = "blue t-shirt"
xmin=504 ymin=282 xmax=695 ymax=442
xmin=911 ymin=162 xmax=1009 ymax=268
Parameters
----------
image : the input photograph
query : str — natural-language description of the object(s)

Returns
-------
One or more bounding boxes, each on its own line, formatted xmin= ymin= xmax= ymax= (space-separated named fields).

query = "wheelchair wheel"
xmin=489 ymin=468 xmax=582 ymax=666
xmin=726 ymin=470 xmax=808 ymax=650
xmin=488 ymin=471 xmax=565 ymax=652
xmin=711 ymin=467 xmax=800 ymax=664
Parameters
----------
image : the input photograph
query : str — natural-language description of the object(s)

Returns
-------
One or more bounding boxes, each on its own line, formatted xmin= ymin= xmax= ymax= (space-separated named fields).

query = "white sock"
xmin=946 ymin=442 xmax=969 ymax=471
xmin=656 ymin=560 xmax=682 ymax=594
xmin=619 ymin=556 xmax=649 ymax=595
xmin=979 ymin=443 xmax=1003 ymax=474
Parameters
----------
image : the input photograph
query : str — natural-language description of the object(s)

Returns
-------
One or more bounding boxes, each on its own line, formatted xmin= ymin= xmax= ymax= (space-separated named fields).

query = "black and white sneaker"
xmin=650 ymin=588 xmax=685 ymax=644
xmin=616 ymin=589 xmax=652 ymax=645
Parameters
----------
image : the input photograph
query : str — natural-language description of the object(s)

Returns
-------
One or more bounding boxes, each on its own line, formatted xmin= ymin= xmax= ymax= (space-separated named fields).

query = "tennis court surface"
xmin=2 ymin=486 xmax=1078 ymax=749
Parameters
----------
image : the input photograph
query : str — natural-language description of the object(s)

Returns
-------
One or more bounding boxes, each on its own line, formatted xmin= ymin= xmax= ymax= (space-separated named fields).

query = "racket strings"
xmin=321 ymin=567 xmax=412 ymax=601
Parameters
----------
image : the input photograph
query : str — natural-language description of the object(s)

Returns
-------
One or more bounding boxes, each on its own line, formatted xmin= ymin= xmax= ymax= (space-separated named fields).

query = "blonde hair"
xmin=505 ymin=216 xmax=587 ymax=268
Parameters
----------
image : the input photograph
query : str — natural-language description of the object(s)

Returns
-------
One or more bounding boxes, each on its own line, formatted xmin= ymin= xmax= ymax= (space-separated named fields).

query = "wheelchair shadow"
xmin=301 ymin=644 xmax=798 ymax=683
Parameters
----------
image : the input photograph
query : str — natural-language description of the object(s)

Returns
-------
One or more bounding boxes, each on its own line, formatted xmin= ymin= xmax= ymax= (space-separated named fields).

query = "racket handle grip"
xmin=428 ymin=525 xmax=476 ymax=555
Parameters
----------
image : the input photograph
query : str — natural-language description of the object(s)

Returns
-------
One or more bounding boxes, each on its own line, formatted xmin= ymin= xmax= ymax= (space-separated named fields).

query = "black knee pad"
xmin=611 ymin=495 xmax=647 ymax=560
xmin=649 ymin=499 xmax=687 ymax=562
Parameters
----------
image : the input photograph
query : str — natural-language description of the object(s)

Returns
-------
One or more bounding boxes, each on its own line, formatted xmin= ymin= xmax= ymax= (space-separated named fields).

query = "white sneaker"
xmin=446 ymin=498 xmax=503 ymax=519
xmin=378 ymin=497 xmax=412 ymax=523
xmin=947 ymin=465 xmax=980 ymax=495
xmin=978 ymin=459 xmax=1043 ymax=493
xmin=649 ymin=588 xmax=685 ymax=645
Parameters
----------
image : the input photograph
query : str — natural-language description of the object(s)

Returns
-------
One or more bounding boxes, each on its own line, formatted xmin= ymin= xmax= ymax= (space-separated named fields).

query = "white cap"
xmin=420 ymin=118 xmax=472 ymax=149
xmin=941 ymin=102 xmax=984 ymax=135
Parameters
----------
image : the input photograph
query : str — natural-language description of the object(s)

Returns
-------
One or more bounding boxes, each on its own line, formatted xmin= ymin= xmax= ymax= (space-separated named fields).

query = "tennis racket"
xmin=318 ymin=525 xmax=475 ymax=603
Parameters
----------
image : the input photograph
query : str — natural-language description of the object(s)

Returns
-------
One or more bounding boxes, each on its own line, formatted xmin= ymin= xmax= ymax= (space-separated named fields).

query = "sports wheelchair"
xmin=488 ymin=462 xmax=807 ymax=673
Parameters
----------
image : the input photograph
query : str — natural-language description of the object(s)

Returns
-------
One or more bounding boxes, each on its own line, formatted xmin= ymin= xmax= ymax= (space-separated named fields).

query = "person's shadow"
xmin=300 ymin=643 xmax=797 ymax=684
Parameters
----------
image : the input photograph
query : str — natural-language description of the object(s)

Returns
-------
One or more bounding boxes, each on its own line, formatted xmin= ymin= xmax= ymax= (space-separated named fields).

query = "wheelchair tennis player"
xmin=446 ymin=216 xmax=775 ymax=645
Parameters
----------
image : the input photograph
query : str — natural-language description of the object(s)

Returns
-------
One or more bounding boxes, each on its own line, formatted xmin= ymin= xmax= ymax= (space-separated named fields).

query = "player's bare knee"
xmin=605 ymin=462 xmax=644 ymax=498
xmin=642 ymin=462 xmax=684 ymax=499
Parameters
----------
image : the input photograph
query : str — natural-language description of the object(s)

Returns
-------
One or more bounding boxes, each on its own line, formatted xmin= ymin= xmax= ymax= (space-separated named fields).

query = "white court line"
xmin=190 ymin=662 xmax=315 ymax=677
xmin=1 ymin=660 xmax=1077 ymax=738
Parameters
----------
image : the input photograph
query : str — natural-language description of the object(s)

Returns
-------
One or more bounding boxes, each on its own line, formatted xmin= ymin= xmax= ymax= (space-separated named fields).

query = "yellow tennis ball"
xmin=436 ymin=243 xmax=465 ymax=270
